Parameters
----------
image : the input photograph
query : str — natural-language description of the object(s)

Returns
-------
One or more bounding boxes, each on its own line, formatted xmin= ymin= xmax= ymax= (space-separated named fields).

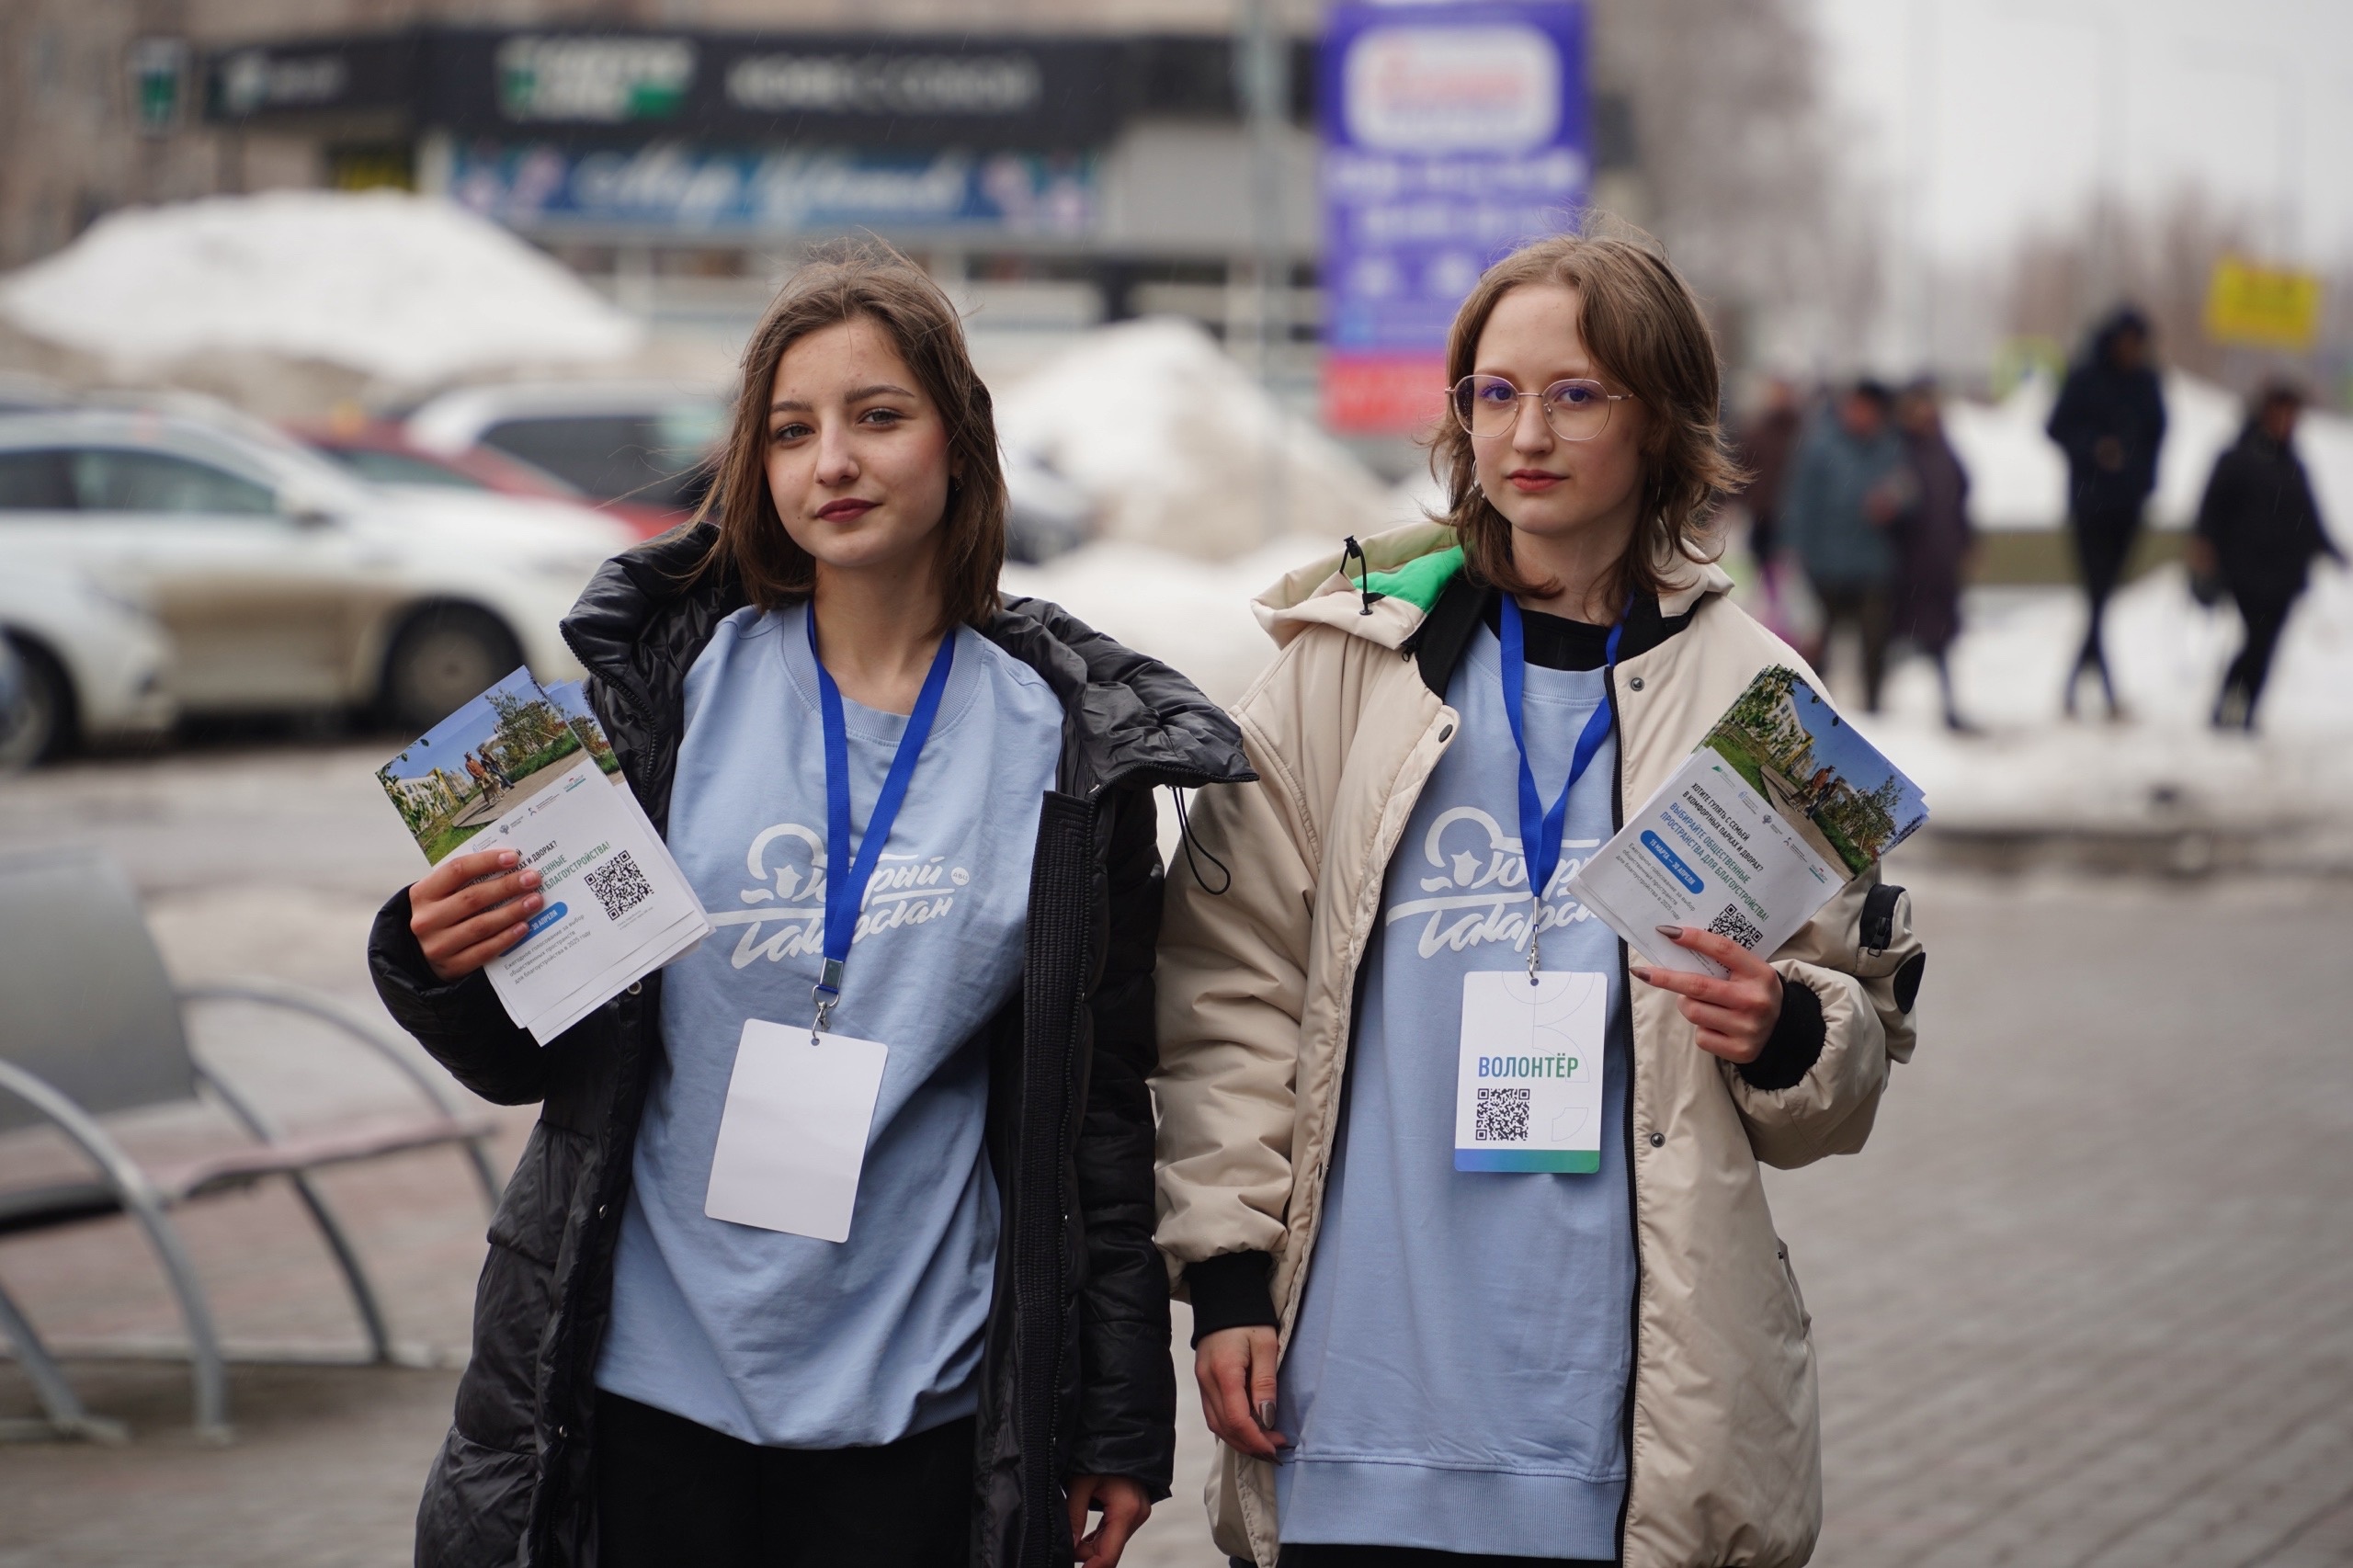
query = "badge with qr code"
xmin=1454 ymin=971 xmax=1608 ymax=1173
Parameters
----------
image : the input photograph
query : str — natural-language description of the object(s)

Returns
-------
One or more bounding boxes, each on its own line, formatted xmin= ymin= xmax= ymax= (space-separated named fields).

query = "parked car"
xmin=0 ymin=559 xmax=176 ymax=766
xmin=0 ymin=409 xmax=633 ymax=738
xmin=404 ymin=381 xmax=724 ymax=533
xmin=290 ymin=418 xmax=588 ymax=500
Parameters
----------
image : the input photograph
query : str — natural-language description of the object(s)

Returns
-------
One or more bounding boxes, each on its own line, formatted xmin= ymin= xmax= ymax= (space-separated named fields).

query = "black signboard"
xmin=205 ymin=28 xmax=1310 ymax=145
xmin=207 ymin=33 xmax=419 ymax=120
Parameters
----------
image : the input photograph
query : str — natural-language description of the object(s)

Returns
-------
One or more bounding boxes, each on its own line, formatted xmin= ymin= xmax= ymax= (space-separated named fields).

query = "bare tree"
xmin=1587 ymin=0 xmax=1876 ymax=371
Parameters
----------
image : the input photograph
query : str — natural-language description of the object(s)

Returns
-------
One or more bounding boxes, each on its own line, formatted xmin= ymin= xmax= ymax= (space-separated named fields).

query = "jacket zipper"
xmin=1606 ymin=659 xmax=1643 ymax=1565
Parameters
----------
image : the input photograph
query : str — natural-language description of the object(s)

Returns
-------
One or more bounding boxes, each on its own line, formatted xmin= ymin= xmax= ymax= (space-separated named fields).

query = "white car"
xmin=0 ymin=557 xmax=176 ymax=766
xmin=0 ymin=408 xmax=634 ymax=747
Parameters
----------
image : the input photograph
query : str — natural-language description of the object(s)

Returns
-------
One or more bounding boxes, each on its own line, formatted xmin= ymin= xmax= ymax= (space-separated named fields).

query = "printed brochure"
xmin=376 ymin=669 xmax=709 ymax=1044
xmin=1567 ymin=666 xmax=1927 ymax=979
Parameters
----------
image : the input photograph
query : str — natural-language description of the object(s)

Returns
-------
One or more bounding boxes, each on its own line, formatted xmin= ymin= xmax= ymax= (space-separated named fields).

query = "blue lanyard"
xmin=1497 ymin=595 xmax=1624 ymax=976
xmin=807 ymin=607 xmax=957 ymax=1037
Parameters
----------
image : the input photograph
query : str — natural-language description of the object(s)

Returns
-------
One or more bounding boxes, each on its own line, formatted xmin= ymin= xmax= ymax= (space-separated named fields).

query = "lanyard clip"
xmin=1526 ymin=931 xmax=1542 ymax=984
xmin=810 ymin=958 xmax=844 ymax=1041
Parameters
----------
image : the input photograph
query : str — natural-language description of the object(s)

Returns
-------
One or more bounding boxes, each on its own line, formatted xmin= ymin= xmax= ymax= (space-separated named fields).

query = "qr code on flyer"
xmin=584 ymin=850 xmax=653 ymax=921
xmin=1475 ymin=1086 xmax=1530 ymax=1142
xmin=1707 ymin=903 xmax=1765 ymax=951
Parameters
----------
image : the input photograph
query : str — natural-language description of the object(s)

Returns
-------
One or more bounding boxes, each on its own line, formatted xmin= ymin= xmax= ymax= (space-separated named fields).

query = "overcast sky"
xmin=1804 ymin=0 xmax=2353 ymax=269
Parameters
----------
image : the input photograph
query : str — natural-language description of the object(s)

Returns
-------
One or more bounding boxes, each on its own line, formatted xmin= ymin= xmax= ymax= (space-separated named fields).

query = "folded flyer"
xmin=1567 ymin=666 xmax=1927 ymax=980
xmin=376 ymin=668 xmax=710 ymax=1043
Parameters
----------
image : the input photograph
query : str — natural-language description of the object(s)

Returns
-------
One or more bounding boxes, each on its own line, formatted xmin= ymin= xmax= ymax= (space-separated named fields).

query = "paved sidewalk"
xmin=3 ymin=745 xmax=2349 ymax=1566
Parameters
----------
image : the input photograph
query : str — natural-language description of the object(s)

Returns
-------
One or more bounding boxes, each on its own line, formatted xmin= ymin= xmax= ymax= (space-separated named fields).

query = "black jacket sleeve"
xmin=367 ymin=886 xmax=552 ymax=1106
xmin=1067 ymin=783 xmax=1178 ymax=1498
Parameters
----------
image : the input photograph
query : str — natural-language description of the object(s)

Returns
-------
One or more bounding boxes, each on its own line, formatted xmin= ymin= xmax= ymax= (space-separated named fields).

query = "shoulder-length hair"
xmin=697 ymin=241 xmax=1006 ymax=631
xmin=1431 ymin=228 xmax=1744 ymax=605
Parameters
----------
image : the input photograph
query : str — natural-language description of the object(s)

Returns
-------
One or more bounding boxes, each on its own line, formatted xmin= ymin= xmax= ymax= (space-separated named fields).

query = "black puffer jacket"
xmin=2196 ymin=423 xmax=2342 ymax=603
xmin=367 ymin=525 xmax=1252 ymax=1568
xmin=2046 ymin=308 xmax=2168 ymax=517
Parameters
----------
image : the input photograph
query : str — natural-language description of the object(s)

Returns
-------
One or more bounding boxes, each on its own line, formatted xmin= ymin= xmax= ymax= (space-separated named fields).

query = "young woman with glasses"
xmin=1154 ymin=231 xmax=1927 ymax=1567
xmin=369 ymin=245 xmax=1249 ymax=1568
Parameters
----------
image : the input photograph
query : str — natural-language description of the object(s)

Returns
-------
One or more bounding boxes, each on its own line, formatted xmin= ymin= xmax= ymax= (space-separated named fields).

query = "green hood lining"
xmin=1358 ymin=545 xmax=1466 ymax=614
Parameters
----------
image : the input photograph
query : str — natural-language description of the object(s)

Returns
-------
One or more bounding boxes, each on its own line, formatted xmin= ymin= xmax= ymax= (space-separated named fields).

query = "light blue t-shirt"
xmin=1275 ymin=620 xmax=1636 ymax=1557
xmin=595 ymin=603 xmax=1063 ymax=1448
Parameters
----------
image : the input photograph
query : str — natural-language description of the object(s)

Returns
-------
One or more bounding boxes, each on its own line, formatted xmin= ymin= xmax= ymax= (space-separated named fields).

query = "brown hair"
xmin=698 ymin=241 xmax=1006 ymax=631
xmin=1430 ymin=228 xmax=1744 ymax=606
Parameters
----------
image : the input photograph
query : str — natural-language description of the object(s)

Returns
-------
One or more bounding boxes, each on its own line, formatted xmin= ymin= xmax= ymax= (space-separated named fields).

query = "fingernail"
xmin=498 ymin=850 xmax=518 ymax=866
xmin=1630 ymin=965 xmax=1654 ymax=983
xmin=521 ymin=869 xmax=542 ymax=888
xmin=1256 ymin=1400 xmax=1278 ymax=1429
xmin=524 ymin=894 xmax=543 ymax=912
xmin=1655 ymin=925 xmax=1684 ymax=938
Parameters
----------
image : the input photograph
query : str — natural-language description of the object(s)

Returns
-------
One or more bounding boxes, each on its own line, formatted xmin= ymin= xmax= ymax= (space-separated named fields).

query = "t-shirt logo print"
xmin=1382 ymin=805 xmax=1602 ymax=960
xmin=705 ymin=820 xmax=973 ymax=970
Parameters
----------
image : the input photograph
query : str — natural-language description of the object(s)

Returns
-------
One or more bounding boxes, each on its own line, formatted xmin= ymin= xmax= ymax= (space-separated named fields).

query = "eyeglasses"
xmin=1450 ymin=375 xmax=1632 ymax=442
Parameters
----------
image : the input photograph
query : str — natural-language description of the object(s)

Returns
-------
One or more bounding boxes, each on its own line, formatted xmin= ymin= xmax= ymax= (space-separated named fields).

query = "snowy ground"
xmin=1011 ymin=538 xmax=2353 ymax=861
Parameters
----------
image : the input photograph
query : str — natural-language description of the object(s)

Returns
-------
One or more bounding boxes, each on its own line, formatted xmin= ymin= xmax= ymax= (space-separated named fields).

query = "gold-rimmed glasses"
xmin=1450 ymin=375 xmax=1632 ymax=441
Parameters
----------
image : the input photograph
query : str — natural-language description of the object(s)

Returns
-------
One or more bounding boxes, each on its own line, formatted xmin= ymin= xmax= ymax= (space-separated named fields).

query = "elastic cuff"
xmin=1184 ymin=1253 xmax=1278 ymax=1346
xmin=1738 ymin=971 xmax=1826 ymax=1092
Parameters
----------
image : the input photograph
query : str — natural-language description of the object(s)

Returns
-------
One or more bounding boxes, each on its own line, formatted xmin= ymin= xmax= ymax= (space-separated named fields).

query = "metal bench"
xmin=0 ymin=846 xmax=502 ymax=1440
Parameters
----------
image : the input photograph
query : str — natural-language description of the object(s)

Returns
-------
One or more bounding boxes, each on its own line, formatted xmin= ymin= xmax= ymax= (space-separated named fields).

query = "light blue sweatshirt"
xmin=1275 ymin=620 xmax=1635 ymax=1557
xmin=595 ymin=603 xmax=1063 ymax=1448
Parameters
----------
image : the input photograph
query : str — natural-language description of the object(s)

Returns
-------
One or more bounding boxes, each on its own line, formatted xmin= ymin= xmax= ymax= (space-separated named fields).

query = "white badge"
xmin=1455 ymin=971 xmax=1608 ymax=1173
xmin=705 ymin=1018 xmax=888 ymax=1243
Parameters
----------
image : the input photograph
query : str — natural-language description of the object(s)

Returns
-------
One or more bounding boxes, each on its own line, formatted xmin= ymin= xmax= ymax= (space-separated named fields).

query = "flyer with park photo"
xmin=376 ymin=670 xmax=709 ymax=1043
xmin=1567 ymin=666 xmax=1927 ymax=980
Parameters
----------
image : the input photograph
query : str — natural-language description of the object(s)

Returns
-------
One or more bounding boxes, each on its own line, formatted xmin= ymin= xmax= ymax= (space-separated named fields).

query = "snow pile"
xmin=1942 ymin=370 xmax=2353 ymax=534
xmin=0 ymin=190 xmax=641 ymax=386
xmin=994 ymin=318 xmax=1399 ymax=559
xmin=1003 ymin=534 xmax=1345 ymax=706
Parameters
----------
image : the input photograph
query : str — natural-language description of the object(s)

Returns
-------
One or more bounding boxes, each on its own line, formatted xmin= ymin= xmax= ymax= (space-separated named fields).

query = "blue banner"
xmin=448 ymin=141 xmax=1097 ymax=236
xmin=1320 ymin=1 xmax=1588 ymax=432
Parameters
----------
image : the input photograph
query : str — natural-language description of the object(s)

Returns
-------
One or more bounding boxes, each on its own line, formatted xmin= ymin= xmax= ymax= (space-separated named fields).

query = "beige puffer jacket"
xmin=1153 ymin=524 xmax=1924 ymax=1568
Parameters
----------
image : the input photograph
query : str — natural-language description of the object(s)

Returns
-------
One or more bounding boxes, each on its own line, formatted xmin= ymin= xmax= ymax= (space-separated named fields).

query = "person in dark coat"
xmin=1734 ymin=374 xmax=1805 ymax=585
xmin=1893 ymin=380 xmax=1975 ymax=732
xmin=2192 ymin=381 xmax=2344 ymax=729
xmin=2046 ymin=305 xmax=2166 ymax=718
xmin=369 ymin=250 xmax=1252 ymax=1568
xmin=1781 ymin=379 xmax=1907 ymax=711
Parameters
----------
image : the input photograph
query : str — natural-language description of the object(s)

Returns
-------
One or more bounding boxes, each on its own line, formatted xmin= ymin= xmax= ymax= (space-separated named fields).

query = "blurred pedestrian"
xmin=1734 ymin=374 xmax=1805 ymax=593
xmin=371 ymin=245 xmax=1245 ymax=1568
xmin=2046 ymin=305 xmax=2166 ymax=719
xmin=2192 ymin=381 xmax=2343 ymax=730
xmin=1782 ymin=379 xmax=1906 ymax=711
xmin=461 ymin=752 xmax=491 ymax=799
xmin=1893 ymin=379 xmax=1975 ymax=732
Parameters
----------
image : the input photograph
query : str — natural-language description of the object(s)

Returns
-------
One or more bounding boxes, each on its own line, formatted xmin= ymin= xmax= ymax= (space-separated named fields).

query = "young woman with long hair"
xmin=1154 ymin=232 xmax=1927 ymax=1567
xmin=370 ymin=245 xmax=1249 ymax=1568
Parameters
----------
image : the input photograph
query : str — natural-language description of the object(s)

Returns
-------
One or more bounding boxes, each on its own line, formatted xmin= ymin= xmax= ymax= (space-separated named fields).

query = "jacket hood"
xmin=561 ymin=522 xmax=1252 ymax=806
xmin=1250 ymin=520 xmax=1736 ymax=651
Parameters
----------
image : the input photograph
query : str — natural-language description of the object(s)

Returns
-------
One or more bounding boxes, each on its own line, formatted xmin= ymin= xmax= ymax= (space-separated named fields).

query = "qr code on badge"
xmin=583 ymin=850 xmax=653 ymax=921
xmin=1707 ymin=903 xmax=1765 ymax=951
xmin=1475 ymin=1086 xmax=1530 ymax=1142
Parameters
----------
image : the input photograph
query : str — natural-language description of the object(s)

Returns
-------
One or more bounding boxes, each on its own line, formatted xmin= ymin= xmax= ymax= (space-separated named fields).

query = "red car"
xmin=288 ymin=418 xmax=680 ymax=539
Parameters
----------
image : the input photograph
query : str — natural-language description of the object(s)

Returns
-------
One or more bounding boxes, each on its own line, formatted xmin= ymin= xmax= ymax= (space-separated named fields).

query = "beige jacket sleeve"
xmin=1152 ymin=699 xmax=1321 ymax=1283
xmin=1731 ymin=868 xmax=1926 ymax=1168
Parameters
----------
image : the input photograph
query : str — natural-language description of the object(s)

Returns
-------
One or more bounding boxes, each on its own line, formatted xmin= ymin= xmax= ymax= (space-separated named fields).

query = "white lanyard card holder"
xmin=1454 ymin=970 xmax=1608 ymax=1173
xmin=705 ymin=1018 xmax=888 ymax=1243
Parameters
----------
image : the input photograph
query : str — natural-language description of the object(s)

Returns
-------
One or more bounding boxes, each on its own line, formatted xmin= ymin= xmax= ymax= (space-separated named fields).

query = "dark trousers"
xmin=1269 ymin=1548 xmax=1612 ymax=1567
xmin=2217 ymin=593 xmax=2296 ymax=728
xmin=596 ymin=1391 xmax=974 ymax=1568
xmin=2067 ymin=505 xmax=2143 ymax=710
xmin=1813 ymin=581 xmax=1893 ymax=712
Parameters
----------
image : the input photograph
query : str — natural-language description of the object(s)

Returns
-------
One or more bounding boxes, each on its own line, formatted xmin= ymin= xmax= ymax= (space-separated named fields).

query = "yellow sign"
xmin=2204 ymin=256 xmax=2324 ymax=351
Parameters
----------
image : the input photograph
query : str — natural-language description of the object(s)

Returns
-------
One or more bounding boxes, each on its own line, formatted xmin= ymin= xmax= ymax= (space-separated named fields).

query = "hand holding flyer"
xmin=1567 ymin=666 xmax=1927 ymax=979
xmin=377 ymin=670 xmax=709 ymax=1043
